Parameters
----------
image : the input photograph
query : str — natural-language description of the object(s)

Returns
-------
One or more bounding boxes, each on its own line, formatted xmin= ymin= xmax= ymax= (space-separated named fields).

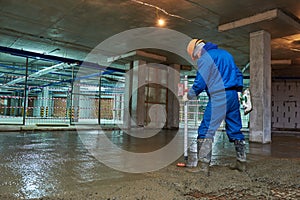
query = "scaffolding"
xmin=0 ymin=52 xmax=126 ymax=126
xmin=0 ymin=51 xmax=250 ymax=128
xmin=178 ymin=77 xmax=250 ymax=131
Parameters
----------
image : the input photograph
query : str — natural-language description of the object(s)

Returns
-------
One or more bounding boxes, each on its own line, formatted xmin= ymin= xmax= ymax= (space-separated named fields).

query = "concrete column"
xmin=3 ymin=99 xmax=7 ymax=115
xmin=10 ymin=96 xmax=17 ymax=116
xmin=167 ymin=64 xmax=180 ymax=129
xmin=249 ymin=30 xmax=272 ymax=143
xmin=114 ymin=94 xmax=124 ymax=123
xmin=123 ymin=63 xmax=133 ymax=129
xmin=48 ymin=90 xmax=53 ymax=117
xmin=66 ymin=90 xmax=72 ymax=118
xmin=42 ymin=87 xmax=49 ymax=117
xmin=34 ymin=92 xmax=43 ymax=117
xmin=134 ymin=60 xmax=146 ymax=127
xmin=120 ymin=94 xmax=124 ymax=123
xmin=72 ymin=83 xmax=80 ymax=122
xmin=123 ymin=60 xmax=147 ymax=128
xmin=112 ymin=94 xmax=116 ymax=122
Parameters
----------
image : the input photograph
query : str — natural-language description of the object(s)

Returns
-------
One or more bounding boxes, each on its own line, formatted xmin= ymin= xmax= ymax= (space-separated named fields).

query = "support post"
xmin=249 ymin=30 xmax=272 ymax=143
xmin=167 ymin=64 xmax=180 ymax=129
xmin=184 ymin=75 xmax=188 ymax=160
xmin=123 ymin=62 xmax=134 ymax=129
xmin=22 ymin=57 xmax=29 ymax=125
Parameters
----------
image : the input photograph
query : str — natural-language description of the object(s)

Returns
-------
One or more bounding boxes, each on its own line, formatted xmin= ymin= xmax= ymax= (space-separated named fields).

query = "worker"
xmin=183 ymin=39 xmax=246 ymax=173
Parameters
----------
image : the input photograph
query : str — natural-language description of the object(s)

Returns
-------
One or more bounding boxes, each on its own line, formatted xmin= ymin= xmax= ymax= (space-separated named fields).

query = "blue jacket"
xmin=188 ymin=42 xmax=243 ymax=99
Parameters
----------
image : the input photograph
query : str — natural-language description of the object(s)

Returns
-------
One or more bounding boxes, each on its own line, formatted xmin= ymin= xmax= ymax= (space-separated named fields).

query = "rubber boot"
xmin=186 ymin=138 xmax=212 ymax=176
xmin=234 ymin=140 xmax=246 ymax=162
xmin=186 ymin=141 xmax=198 ymax=168
xmin=230 ymin=140 xmax=247 ymax=172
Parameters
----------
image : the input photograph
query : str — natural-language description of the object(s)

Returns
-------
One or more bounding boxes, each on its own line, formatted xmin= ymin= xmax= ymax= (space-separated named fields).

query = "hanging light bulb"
xmin=156 ymin=8 xmax=166 ymax=27
xmin=157 ymin=18 xmax=166 ymax=26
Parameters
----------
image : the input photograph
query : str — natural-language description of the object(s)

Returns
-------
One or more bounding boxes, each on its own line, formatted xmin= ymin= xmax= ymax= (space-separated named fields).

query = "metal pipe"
xmin=184 ymin=75 xmax=188 ymax=161
xmin=70 ymin=64 xmax=74 ymax=125
xmin=22 ymin=58 xmax=29 ymax=125
xmin=0 ymin=45 xmax=125 ymax=73
xmin=242 ymin=62 xmax=250 ymax=73
xmin=0 ymin=63 xmax=73 ymax=78
xmin=98 ymin=76 xmax=101 ymax=125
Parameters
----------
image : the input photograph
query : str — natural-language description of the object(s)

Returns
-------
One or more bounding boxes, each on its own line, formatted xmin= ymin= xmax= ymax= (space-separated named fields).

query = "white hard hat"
xmin=186 ymin=39 xmax=205 ymax=60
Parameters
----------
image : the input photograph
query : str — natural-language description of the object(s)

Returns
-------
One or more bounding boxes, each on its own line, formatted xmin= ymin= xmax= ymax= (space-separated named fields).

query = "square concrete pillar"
xmin=72 ymin=83 xmax=80 ymax=122
xmin=43 ymin=87 xmax=50 ymax=118
xmin=249 ymin=30 xmax=272 ymax=143
xmin=167 ymin=64 xmax=180 ymax=129
xmin=123 ymin=62 xmax=133 ymax=129
xmin=132 ymin=60 xmax=146 ymax=127
xmin=123 ymin=60 xmax=146 ymax=128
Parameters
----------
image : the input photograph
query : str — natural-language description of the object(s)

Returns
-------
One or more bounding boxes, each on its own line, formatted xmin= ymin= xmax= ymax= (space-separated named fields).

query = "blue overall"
xmin=187 ymin=42 xmax=244 ymax=142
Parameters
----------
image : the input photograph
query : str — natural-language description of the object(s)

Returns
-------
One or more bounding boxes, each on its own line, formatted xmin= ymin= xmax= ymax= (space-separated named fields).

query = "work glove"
xmin=238 ymin=92 xmax=242 ymax=102
xmin=182 ymin=93 xmax=189 ymax=103
xmin=241 ymin=88 xmax=253 ymax=115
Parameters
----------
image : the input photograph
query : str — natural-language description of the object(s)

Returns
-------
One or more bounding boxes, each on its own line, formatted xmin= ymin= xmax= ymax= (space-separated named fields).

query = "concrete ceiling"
xmin=0 ymin=0 xmax=300 ymax=72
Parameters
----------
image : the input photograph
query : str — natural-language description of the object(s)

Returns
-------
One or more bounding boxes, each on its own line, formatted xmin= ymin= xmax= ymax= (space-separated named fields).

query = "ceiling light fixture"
xmin=157 ymin=18 xmax=166 ymax=27
xmin=156 ymin=8 xmax=166 ymax=27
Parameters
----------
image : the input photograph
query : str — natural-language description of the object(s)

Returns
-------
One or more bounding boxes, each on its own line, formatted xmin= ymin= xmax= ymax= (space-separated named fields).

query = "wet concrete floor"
xmin=0 ymin=129 xmax=299 ymax=199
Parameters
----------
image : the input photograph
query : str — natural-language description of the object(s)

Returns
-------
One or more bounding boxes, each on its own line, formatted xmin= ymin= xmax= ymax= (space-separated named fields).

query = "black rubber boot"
xmin=186 ymin=138 xmax=212 ymax=176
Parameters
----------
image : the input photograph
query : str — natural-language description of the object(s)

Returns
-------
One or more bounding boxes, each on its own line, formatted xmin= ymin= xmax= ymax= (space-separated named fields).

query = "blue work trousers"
xmin=197 ymin=90 xmax=244 ymax=142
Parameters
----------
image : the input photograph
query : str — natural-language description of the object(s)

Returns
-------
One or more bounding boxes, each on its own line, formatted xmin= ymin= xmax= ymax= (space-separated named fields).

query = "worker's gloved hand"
xmin=242 ymin=89 xmax=253 ymax=115
xmin=182 ymin=93 xmax=189 ymax=103
xmin=238 ymin=92 xmax=242 ymax=102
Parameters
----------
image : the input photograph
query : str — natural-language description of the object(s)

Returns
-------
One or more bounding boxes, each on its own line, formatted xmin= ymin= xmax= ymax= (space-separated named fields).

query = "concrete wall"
xmin=272 ymin=64 xmax=300 ymax=130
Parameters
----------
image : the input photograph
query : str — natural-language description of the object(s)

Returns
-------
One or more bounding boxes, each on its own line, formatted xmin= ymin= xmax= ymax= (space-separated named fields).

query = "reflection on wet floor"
xmin=0 ymin=131 xmax=129 ymax=199
xmin=0 ymin=129 xmax=299 ymax=199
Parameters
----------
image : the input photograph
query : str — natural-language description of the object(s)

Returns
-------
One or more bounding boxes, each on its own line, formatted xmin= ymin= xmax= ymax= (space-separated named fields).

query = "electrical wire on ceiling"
xmin=131 ymin=0 xmax=192 ymax=22
xmin=184 ymin=0 xmax=219 ymax=17
xmin=291 ymin=48 xmax=300 ymax=52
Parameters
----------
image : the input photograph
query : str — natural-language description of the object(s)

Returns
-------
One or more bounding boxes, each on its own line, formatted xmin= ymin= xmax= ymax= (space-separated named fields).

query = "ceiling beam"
xmin=271 ymin=59 xmax=292 ymax=65
xmin=218 ymin=9 xmax=300 ymax=38
xmin=107 ymin=50 xmax=167 ymax=63
xmin=219 ymin=9 xmax=279 ymax=32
